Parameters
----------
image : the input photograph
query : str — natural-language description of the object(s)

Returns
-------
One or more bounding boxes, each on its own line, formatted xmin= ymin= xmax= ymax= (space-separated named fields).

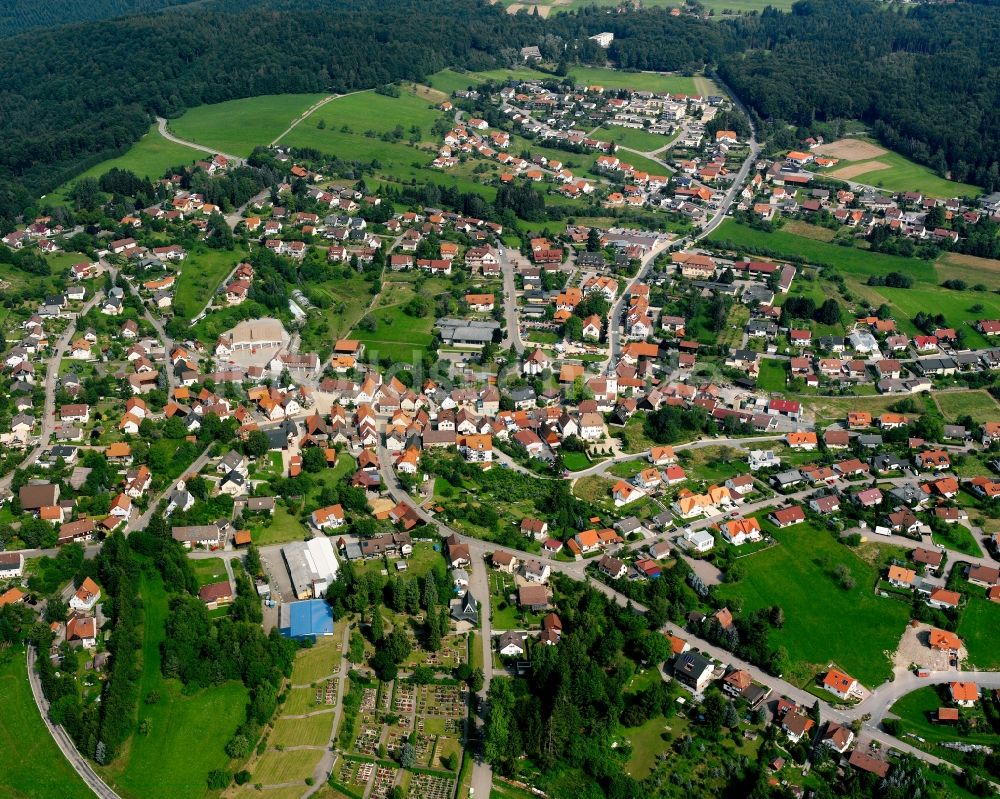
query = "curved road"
xmin=155 ymin=117 xmax=245 ymax=165
xmin=27 ymin=647 xmax=124 ymax=799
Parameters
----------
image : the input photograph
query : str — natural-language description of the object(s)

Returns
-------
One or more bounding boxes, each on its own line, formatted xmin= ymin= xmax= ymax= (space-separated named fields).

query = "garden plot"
xmin=417 ymin=684 xmax=467 ymax=717
xmin=352 ymin=723 xmax=383 ymax=757
xmin=394 ymin=683 xmax=416 ymax=714
xmin=371 ymin=766 xmax=399 ymax=799
xmin=408 ymin=773 xmax=455 ymax=799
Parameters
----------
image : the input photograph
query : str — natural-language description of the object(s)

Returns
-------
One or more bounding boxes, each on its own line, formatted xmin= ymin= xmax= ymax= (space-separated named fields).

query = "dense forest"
xmin=717 ymin=0 xmax=1000 ymax=190
xmin=0 ymin=0 xmax=999 ymax=230
xmin=0 ymin=0 xmax=201 ymax=38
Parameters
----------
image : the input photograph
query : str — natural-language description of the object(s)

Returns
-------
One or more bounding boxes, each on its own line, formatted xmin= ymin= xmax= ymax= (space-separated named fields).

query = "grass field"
xmin=191 ymin=557 xmax=228 ymax=588
xmin=707 ymin=219 xmax=938 ymax=283
xmin=564 ymin=66 xmax=702 ymax=94
xmin=818 ymin=139 xmax=980 ymax=199
xmin=350 ymin=280 xmax=438 ymax=362
xmin=252 ymin=748 xmax=324 ymax=785
xmin=934 ymin=390 xmax=1000 ymax=424
xmin=756 ymin=358 xmax=787 ymax=393
xmin=168 ymin=94 xmax=330 ymax=157
xmin=890 ymin=686 xmax=1000 ymax=748
xmin=48 ymin=124 xmax=202 ymax=202
xmin=291 ymin=632 xmax=344 ymax=684
xmin=715 ymin=520 xmax=910 ymax=687
xmin=623 ymin=716 xmax=673 ymax=779
xmin=0 ymin=650 xmax=93 ymax=799
xmin=283 ymin=686 xmax=324 ymax=715
xmin=427 ymin=69 xmax=486 ymax=95
xmin=590 ymin=125 xmax=677 ymax=153
xmin=173 ymin=246 xmax=247 ymax=320
xmin=269 ymin=712 xmax=335 ymax=747
xmin=280 ymin=88 xmax=493 ymax=200
xmin=956 ymin=597 xmax=1000 ymax=669
xmin=938 ymin=253 xmax=1000 ymax=291
xmin=106 ymin=572 xmax=248 ymax=799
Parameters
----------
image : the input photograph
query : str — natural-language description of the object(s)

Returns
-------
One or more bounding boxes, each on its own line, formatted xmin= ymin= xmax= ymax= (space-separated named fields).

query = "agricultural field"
xmin=168 ymin=93 xmax=330 ymax=157
xmin=956 ymin=597 xmax=1000 ymax=669
xmin=937 ymin=252 xmax=1000 ymax=291
xmin=0 ymin=650 xmax=93 ymax=799
xmin=816 ymin=138 xmax=980 ymax=199
xmin=104 ymin=573 xmax=248 ymax=799
xmin=48 ymin=124 xmax=202 ymax=202
xmin=715 ymin=520 xmax=911 ymax=687
xmin=934 ymin=390 xmax=1000 ymax=424
xmin=564 ymin=66 xmax=704 ymax=94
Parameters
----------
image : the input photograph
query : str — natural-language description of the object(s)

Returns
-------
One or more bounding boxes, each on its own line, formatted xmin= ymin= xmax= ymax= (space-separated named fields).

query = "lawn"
xmin=168 ymin=93 xmax=330 ymax=157
xmin=191 ymin=557 xmax=228 ymax=588
xmin=48 ymin=124 xmax=203 ymax=203
xmin=562 ymin=451 xmax=593 ymax=472
xmin=707 ymin=219 xmax=938 ymax=284
xmin=564 ymin=66 xmax=701 ymax=95
xmin=427 ymin=69 xmax=486 ymax=95
xmin=756 ymin=358 xmax=787 ymax=393
xmin=935 ymin=390 xmax=1000 ymax=424
xmin=252 ymin=748 xmax=324 ymax=785
xmin=291 ymin=632 xmax=345 ymax=684
xmin=930 ymin=523 xmax=983 ymax=558
xmin=623 ymin=716 xmax=673 ymax=779
xmin=269 ymin=712 xmax=335 ymax=747
xmin=572 ymin=475 xmax=615 ymax=504
xmin=173 ymin=246 xmax=248 ymax=320
xmin=251 ymin=505 xmax=308 ymax=547
xmin=283 ymin=686 xmax=324 ymax=715
xmin=715 ymin=520 xmax=911 ymax=687
xmin=819 ymin=140 xmax=980 ymax=199
xmin=0 ymin=650 xmax=94 ymax=799
xmin=105 ymin=572 xmax=248 ymax=799
xmin=591 ymin=125 xmax=678 ymax=153
xmin=956 ymin=597 xmax=1000 ymax=669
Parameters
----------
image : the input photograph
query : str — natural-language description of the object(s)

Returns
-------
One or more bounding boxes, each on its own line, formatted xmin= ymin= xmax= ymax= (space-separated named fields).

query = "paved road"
xmin=155 ymin=117 xmax=245 ymax=165
xmin=375 ymin=444 xmax=495 ymax=798
xmin=500 ymin=247 xmax=525 ymax=355
xmin=27 ymin=647 xmax=124 ymax=799
xmin=604 ymin=238 xmax=671 ymax=370
xmin=0 ymin=290 xmax=104 ymax=496
xmin=127 ymin=446 xmax=213 ymax=533
xmin=303 ymin=622 xmax=352 ymax=797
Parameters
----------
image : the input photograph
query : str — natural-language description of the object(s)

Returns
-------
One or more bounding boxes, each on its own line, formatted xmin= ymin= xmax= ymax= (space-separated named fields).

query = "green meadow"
xmin=0 ymin=650 xmax=93 ymax=799
xmin=103 ymin=573 xmax=247 ymax=799
xmin=715 ymin=520 xmax=910 ymax=687
xmin=169 ymin=93 xmax=330 ymax=157
xmin=48 ymin=124 xmax=202 ymax=202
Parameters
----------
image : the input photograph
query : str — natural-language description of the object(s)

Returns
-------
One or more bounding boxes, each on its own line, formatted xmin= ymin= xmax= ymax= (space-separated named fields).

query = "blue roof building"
xmin=279 ymin=599 xmax=335 ymax=640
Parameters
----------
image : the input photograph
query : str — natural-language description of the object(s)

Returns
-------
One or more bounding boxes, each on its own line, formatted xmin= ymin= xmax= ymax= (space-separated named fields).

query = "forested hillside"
xmin=1 ymin=0 xmax=999 ymax=229
xmin=718 ymin=0 xmax=1000 ymax=191
xmin=0 ymin=0 xmax=201 ymax=38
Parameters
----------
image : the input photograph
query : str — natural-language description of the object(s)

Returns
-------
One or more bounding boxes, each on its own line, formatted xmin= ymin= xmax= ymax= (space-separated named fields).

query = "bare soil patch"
xmin=816 ymin=138 xmax=888 ymax=160
xmin=829 ymin=160 xmax=891 ymax=181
